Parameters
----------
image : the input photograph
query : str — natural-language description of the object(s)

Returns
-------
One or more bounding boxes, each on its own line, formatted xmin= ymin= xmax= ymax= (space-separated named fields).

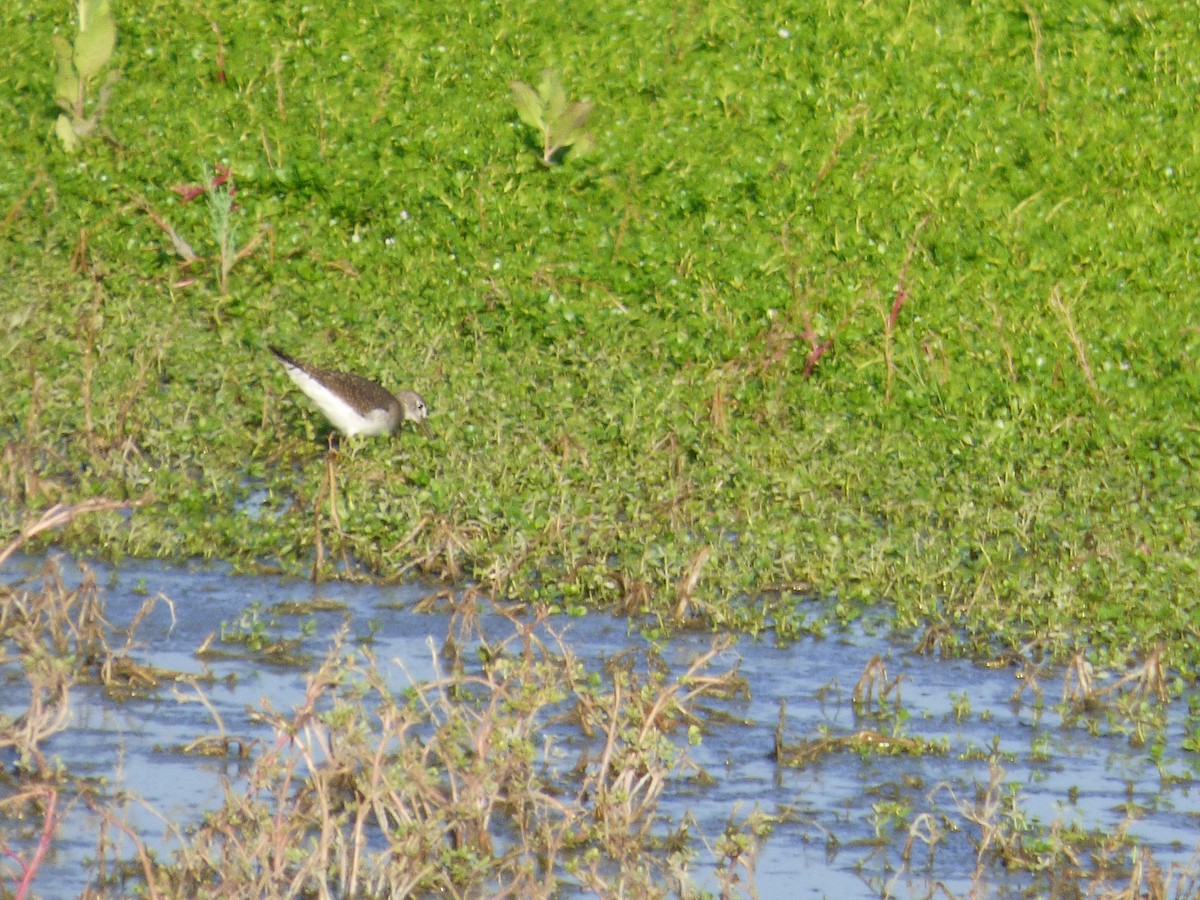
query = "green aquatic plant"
xmin=198 ymin=166 xmax=270 ymax=296
xmin=53 ymin=0 xmax=118 ymax=152
xmin=509 ymin=68 xmax=594 ymax=165
xmin=132 ymin=166 xmax=271 ymax=296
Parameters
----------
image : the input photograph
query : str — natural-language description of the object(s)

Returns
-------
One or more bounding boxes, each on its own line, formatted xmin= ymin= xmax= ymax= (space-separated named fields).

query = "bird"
xmin=268 ymin=345 xmax=429 ymax=437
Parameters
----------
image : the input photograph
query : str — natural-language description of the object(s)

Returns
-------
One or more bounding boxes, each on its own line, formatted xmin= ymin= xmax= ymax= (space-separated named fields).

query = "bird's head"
xmin=398 ymin=390 xmax=430 ymax=434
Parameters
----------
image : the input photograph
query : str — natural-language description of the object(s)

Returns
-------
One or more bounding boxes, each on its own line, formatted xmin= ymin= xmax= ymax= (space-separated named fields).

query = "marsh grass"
xmin=310 ymin=448 xmax=351 ymax=580
xmin=772 ymin=673 xmax=943 ymax=771
xmin=774 ymin=726 xmax=941 ymax=769
xmin=0 ymin=500 xmax=168 ymax=772
xmin=884 ymin=758 xmax=1200 ymax=899
xmin=119 ymin=609 xmax=745 ymax=898
xmin=0 ymin=501 xmax=168 ymax=897
xmin=851 ymin=654 xmax=904 ymax=716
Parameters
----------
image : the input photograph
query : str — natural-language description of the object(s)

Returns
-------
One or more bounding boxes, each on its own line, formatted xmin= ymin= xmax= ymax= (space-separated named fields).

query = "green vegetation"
xmin=2 ymin=0 xmax=1198 ymax=681
xmin=51 ymin=0 xmax=117 ymax=152
xmin=510 ymin=68 xmax=594 ymax=165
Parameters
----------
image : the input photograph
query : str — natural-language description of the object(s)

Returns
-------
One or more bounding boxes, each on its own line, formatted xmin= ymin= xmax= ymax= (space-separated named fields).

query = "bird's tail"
xmin=268 ymin=345 xmax=298 ymax=367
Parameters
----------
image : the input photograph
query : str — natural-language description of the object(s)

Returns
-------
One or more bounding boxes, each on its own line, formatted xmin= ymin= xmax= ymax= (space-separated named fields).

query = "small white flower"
xmin=778 ymin=28 xmax=790 ymax=39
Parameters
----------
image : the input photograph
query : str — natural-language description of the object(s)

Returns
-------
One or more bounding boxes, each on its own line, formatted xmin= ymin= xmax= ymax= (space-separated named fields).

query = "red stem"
xmin=15 ymin=789 xmax=56 ymax=900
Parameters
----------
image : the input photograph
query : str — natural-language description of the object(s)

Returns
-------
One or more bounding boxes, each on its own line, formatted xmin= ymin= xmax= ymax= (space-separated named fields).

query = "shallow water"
xmin=2 ymin=553 xmax=1198 ymax=897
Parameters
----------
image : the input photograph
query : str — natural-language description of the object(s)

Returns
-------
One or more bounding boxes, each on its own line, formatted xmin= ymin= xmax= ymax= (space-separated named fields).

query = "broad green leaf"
xmin=509 ymin=80 xmax=544 ymax=130
xmin=562 ymin=100 xmax=593 ymax=133
xmin=547 ymin=101 xmax=593 ymax=152
xmin=80 ymin=0 xmax=113 ymax=37
xmin=546 ymin=122 xmax=571 ymax=153
xmin=56 ymin=113 xmax=80 ymax=152
xmin=52 ymin=35 xmax=79 ymax=104
xmin=539 ymin=68 xmax=567 ymax=120
xmin=74 ymin=0 xmax=115 ymax=81
xmin=570 ymin=132 xmax=594 ymax=157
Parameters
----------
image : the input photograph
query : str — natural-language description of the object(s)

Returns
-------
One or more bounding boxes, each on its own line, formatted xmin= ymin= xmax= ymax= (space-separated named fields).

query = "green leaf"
xmin=570 ymin=132 xmax=594 ymax=157
xmin=562 ymin=100 xmax=593 ymax=133
xmin=74 ymin=0 xmax=115 ymax=81
xmin=79 ymin=0 xmax=106 ymax=31
xmin=549 ymin=100 xmax=592 ymax=146
xmin=55 ymin=113 xmax=80 ymax=152
xmin=539 ymin=68 xmax=567 ymax=120
xmin=52 ymin=35 xmax=79 ymax=105
xmin=509 ymin=80 xmax=544 ymax=130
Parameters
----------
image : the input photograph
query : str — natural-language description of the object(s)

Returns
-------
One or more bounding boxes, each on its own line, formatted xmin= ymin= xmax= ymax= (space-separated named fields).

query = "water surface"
xmin=2 ymin=553 xmax=1198 ymax=897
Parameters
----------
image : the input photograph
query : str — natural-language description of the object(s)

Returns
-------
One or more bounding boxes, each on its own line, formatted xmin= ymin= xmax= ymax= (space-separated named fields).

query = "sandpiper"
xmin=269 ymin=346 xmax=429 ymax=437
